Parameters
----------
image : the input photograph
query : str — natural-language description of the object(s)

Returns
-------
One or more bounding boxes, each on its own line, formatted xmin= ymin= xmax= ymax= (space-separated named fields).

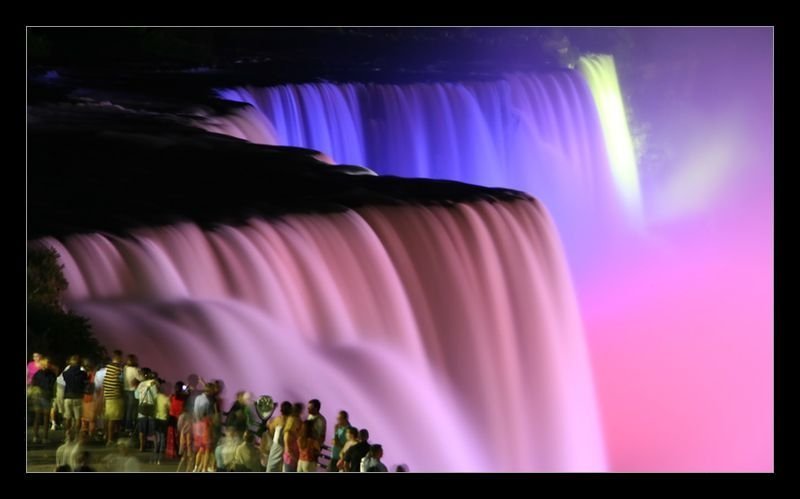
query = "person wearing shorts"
xmin=30 ymin=357 xmax=56 ymax=443
xmin=62 ymin=355 xmax=88 ymax=434
xmin=103 ymin=351 xmax=125 ymax=445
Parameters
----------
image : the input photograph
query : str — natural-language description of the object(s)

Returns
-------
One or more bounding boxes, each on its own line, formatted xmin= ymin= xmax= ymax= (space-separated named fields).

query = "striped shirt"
xmin=103 ymin=361 xmax=124 ymax=399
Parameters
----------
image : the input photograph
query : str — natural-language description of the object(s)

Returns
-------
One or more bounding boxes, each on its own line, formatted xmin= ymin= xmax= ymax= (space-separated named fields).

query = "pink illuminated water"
xmin=38 ymin=199 xmax=607 ymax=472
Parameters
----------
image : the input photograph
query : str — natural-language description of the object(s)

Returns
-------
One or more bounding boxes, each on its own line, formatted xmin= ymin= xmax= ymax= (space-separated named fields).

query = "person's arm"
xmin=267 ymin=416 xmax=279 ymax=440
xmin=283 ymin=419 xmax=294 ymax=448
xmin=94 ymin=369 xmax=104 ymax=390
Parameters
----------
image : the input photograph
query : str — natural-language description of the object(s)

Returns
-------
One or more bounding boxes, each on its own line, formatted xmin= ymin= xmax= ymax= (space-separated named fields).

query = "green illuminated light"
xmin=578 ymin=55 xmax=642 ymax=223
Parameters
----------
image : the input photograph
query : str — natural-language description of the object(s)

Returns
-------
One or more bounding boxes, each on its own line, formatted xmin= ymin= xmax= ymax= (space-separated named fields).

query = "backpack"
xmin=138 ymin=382 xmax=156 ymax=417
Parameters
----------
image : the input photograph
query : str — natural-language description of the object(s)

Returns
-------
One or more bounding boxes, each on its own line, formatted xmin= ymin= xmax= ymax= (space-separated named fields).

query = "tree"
xmin=27 ymin=245 xmax=107 ymax=369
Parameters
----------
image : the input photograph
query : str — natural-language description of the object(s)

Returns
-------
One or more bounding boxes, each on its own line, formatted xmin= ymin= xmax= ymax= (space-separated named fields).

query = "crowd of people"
xmin=27 ymin=350 xmax=400 ymax=472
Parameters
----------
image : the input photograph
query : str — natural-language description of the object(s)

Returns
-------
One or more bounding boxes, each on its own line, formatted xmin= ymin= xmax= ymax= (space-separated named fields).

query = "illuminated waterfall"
xmin=37 ymin=199 xmax=607 ymax=472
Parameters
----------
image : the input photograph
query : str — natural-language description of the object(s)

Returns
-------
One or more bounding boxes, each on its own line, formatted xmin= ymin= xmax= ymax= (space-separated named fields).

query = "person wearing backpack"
xmin=135 ymin=371 xmax=158 ymax=452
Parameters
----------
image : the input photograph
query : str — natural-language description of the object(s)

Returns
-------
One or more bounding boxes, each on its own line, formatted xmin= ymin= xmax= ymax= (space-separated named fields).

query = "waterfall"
xmin=38 ymin=198 xmax=606 ymax=472
xmin=200 ymin=64 xmax=637 ymax=271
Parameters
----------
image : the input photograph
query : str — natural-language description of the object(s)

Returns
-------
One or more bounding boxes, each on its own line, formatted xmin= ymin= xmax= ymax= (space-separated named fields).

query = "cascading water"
xmin=29 ymin=29 xmax=772 ymax=473
xmin=201 ymin=65 xmax=633 ymax=272
xmin=37 ymin=198 xmax=606 ymax=472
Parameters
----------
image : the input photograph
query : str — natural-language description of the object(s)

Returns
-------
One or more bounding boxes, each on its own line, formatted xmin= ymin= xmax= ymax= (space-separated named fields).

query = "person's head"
xmin=359 ymin=429 xmax=369 ymax=442
xmin=32 ymin=352 xmax=41 ymax=363
xmin=117 ymin=438 xmax=132 ymax=455
xmin=337 ymin=410 xmax=349 ymax=425
xmin=68 ymin=354 xmax=80 ymax=367
xmin=346 ymin=427 xmax=359 ymax=441
xmin=126 ymin=354 xmax=138 ymax=367
xmin=369 ymin=444 xmax=383 ymax=460
xmin=174 ymin=380 xmax=188 ymax=396
xmin=235 ymin=391 xmax=250 ymax=404
xmin=111 ymin=350 xmax=123 ymax=362
xmin=82 ymin=358 xmax=94 ymax=371
xmin=307 ymin=399 xmax=321 ymax=416
xmin=292 ymin=402 xmax=304 ymax=418
xmin=37 ymin=356 xmax=49 ymax=370
xmin=395 ymin=464 xmax=408 ymax=472
xmin=55 ymin=464 xmax=71 ymax=472
xmin=279 ymin=401 xmax=292 ymax=417
xmin=144 ymin=369 xmax=156 ymax=380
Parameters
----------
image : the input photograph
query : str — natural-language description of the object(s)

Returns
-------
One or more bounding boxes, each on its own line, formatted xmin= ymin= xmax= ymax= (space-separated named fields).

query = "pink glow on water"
xmin=41 ymin=199 xmax=607 ymax=472
xmin=580 ymin=210 xmax=773 ymax=472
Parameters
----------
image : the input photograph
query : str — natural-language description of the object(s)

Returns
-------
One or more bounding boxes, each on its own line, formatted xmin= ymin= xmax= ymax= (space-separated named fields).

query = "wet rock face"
xmin=28 ymin=102 xmax=530 ymax=240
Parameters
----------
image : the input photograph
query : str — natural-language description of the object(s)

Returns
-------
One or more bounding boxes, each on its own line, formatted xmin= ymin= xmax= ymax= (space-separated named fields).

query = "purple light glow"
xmin=207 ymin=71 xmax=626 ymax=277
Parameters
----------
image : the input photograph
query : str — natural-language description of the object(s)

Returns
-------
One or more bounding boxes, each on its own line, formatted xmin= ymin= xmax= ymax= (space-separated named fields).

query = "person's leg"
xmin=32 ymin=409 xmax=40 ymax=442
xmin=43 ymin=402 xmax=51 ymax=441
xmin=156 ymin=422 xmax=166 ymax=463
xmin=200 ymin=448 xmax=210 ymax=472
xmin=63 ymin=400 xmax=74 ymax=434
xmin=207 ymin=445 xmax=216 ymax=472
xmin=123 ymin=392 xmax=132 ymax=433
xmin=106 ymin=398 xmax=122 ymax=445
xmin=193 ymin=448 xmax=203 ymax=472
xmin=176 ymin=436 xmax=189 ymax=471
